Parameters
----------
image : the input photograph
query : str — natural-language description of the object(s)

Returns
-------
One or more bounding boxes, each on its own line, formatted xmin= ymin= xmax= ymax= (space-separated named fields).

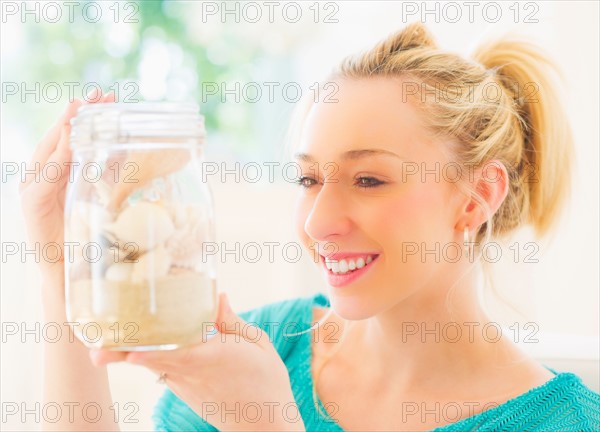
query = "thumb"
xmin=215 ymin=293 xmax=272 ymax=347
xmin=215 ymin=292 xmax=246 ymax=334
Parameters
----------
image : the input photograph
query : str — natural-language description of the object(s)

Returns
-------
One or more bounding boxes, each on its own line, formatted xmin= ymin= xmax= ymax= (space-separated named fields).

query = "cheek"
xmin=377 ymin=186 xmax=451 ymax=253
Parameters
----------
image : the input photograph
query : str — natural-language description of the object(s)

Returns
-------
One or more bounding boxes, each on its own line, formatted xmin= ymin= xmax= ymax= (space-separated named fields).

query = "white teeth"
xmin=325 ymin=255 xmax=377 ymax=273
xmin=339 ymin=259 xmax=349 ymax=273
xmin=330 ymin=261 xmax=340 ymax=273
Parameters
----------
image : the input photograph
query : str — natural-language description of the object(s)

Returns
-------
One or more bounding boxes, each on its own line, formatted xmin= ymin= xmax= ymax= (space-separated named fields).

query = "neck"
xmin=329 ymin=266 xmax=518 ymax=392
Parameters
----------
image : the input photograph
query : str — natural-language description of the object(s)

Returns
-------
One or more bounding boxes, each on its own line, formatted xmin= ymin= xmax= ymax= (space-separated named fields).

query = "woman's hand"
xmin=22 ymin=91 xmax=122 ymax=432
xmin=91 ymin=292 xmax=306 ymax=432
xmin=19 ymin=90 xmax=115 ymax=284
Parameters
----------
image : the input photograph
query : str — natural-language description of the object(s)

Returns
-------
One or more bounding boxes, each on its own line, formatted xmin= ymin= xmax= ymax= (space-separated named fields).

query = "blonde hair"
xmin=285 ymin=22 xmax=574 ymax=419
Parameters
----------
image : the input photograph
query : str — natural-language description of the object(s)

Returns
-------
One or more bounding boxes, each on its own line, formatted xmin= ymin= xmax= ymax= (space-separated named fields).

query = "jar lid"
xmin=70 ymin=102 xmax=206 ymax=150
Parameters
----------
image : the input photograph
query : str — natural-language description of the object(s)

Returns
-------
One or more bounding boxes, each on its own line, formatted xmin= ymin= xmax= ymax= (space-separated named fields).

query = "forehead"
xmin=297 ymin=77 xmax=435 ymax=161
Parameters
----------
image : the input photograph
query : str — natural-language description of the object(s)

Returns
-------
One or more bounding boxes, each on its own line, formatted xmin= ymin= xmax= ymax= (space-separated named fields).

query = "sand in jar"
xmin=67 ymin=271 xmax=217 ymax=350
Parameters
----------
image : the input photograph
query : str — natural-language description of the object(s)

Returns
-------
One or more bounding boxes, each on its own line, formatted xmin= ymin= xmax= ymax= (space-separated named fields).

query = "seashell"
xmin=89 ymin=203 xmax=113 ymax=225
xmin=97 ymin=231 xmax=119 ymax=249
xmin=88 ymin=202 xmax=114 ymax=226
xmin=168 ymin=202 xmax=189 ymax=229
xmin=93 ymin=180 xmax=113 ymax=208
xmin=89 ymin=252 xmax=118 ymax=280
xmin=67 ymin=202 xmax=114 ymax=265
xmin=101 ymin=232 xmax=143 ymax=264
xmin=105 ymin=262 xmax=133 ymax=282
xmin=166 ymin=205 xmax=207 ymax=269
xmin=107 ymin=148 xmax=191 ymax=211
xmin=130 ymin=244 xmax=172 ymax=284
xmin=103 ymin=202 xmax=175 ymax=252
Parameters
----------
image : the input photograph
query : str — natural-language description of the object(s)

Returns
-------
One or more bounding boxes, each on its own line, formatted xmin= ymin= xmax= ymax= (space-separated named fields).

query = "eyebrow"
xmin=293 ymin=149 xmax=403 ymax=162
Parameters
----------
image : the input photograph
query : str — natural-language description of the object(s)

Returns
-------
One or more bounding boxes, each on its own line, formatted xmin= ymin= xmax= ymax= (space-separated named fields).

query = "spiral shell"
xmin=104 ymin=202 xmax=175 ymax=252
xmin=105 ymin=262 xmax=134 ymax=282
xmin=130 ymin=245 xmax=172 ymax=284
xmin=166 ymin=205 xmax=207 ymax=269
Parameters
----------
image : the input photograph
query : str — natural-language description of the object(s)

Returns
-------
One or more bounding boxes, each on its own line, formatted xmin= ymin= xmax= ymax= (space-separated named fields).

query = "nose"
xmin=303 ymin=182 xmax=353 ymax=242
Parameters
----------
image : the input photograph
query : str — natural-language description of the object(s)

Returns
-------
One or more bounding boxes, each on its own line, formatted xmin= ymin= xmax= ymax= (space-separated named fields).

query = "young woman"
xmin=22 ymin=22 xmax=599 ymax=431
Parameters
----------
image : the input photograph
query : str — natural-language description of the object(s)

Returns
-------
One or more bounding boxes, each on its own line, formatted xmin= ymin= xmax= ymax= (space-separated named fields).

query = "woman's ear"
xmin=457 ymin=159 xmax=509 ymax=231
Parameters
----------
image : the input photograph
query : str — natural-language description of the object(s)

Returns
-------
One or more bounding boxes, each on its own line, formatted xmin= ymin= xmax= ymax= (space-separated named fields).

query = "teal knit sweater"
xmin=152 ymin=292 xmax=600 ymax=431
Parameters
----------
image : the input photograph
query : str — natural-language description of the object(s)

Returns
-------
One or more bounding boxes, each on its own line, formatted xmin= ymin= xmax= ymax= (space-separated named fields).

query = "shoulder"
xmin=559 ymin=373 xmax=600 ymax=425
xmin=529 ymin=371 xmax=600 ymax=430
xmin=445 ymin=371 xmax=600 ymax=431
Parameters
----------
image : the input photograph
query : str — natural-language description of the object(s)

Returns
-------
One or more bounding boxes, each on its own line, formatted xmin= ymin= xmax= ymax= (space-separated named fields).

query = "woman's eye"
xmin=295 ymin=176 xmax=318 ymax=188
xmin=355 ymin=176 xmax=384 ymax=188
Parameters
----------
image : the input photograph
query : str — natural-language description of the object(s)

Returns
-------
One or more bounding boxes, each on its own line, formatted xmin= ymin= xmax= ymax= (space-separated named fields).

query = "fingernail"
xmin=102 ymin=91 xmax=115 ymax=102
xmin=85 ymin=88 xmax=100 ymax=102
xmin=63 ymin=100 xmax=72 ymax=113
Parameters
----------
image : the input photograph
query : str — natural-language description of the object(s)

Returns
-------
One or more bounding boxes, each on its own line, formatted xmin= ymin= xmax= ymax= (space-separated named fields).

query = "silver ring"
xmin=157 ymin=372 xmax=167 ymax=384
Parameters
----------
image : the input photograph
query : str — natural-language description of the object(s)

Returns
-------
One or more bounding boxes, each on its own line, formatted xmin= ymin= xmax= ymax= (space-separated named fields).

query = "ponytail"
xmin=473 ymin=37 xmax=575 ymax=238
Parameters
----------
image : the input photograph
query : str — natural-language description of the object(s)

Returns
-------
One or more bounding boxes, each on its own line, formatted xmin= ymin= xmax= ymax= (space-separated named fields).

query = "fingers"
xmin=44 ymin=124 xmax=72 ymax=190
xmin=215 ymin=291 xmax=251 ymax=333
xmin=19 ymin=131 xmax=65 ymax=219
xmin=88 ymin=346 xmax=194 ymax=370
xmin=213 ymin=292 xmax=273 ymax=350
xmin=89 ymin=349 xmax=128 ymax=366
xmin=124 ymin=346 xmax=201 ymax=372
xmin=89 ymin=294 xmax=271 ymax=374
xmin=103 ymin=91 xmax=116 ymax=103
xmin=215 ymin=292 xmax=231 ymax=325
xmin=31 ymin=96 xmax=81 ymax=162
xmin=21 ymin=89 xmax=114 ymax=193
xmin=120 ymin=327 xmax=230 ymax=371
xmin=20 ymin=100 xmax=80 ymax=193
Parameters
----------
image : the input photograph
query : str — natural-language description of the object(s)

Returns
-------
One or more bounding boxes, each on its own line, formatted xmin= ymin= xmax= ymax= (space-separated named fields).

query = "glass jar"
xmin=64 ymin=102 xmax=217 ymax=351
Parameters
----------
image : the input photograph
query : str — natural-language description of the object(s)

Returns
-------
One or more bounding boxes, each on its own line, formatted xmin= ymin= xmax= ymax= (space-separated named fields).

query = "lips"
xmin=320 ymin=253 xmax=380 ymax=288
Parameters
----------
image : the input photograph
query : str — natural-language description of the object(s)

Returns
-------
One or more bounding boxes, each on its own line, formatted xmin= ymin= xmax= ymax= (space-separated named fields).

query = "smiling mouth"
xmin=323 ymin=254 xmax=380 ymax=275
